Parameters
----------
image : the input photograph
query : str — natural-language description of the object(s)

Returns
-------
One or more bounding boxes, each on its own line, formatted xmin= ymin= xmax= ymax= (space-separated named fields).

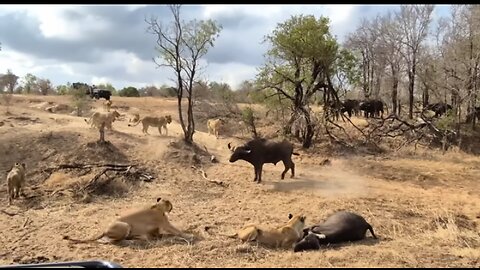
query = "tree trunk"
xmin=391 ymin=65 xmax=398 ymax=116
xmin=362 ymin=51 xmax=368 ymax=99
xmin=422 ymin=85 xmax=429 ymax=108
xmin=185 ymin=90 xmax=194 ymax=145
xmin=300 ymin=107 xmax=314 ymax=149
xmin=408 ymin=70 xmax=414 ymax=119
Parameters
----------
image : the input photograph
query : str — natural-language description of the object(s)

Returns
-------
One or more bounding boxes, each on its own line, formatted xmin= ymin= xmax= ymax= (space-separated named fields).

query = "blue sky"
xmin=0 ymin=4 xmax=451 ymax=90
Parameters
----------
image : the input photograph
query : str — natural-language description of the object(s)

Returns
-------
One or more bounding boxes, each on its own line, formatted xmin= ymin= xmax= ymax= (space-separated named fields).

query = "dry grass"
xmin=0 ymin=95 xmax=478 ymax=267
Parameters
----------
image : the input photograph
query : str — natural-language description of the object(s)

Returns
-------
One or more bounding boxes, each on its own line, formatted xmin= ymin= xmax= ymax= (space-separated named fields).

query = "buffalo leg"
xmin=290 ymin=161 xmax=295 ymax=178
xmin=257 ymin=164 xmax=263 ymax=183
xmin=281 ymin=160 xmax=292 ymax=179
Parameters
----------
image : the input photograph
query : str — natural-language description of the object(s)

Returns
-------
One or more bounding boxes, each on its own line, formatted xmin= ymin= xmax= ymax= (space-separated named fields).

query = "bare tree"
xmin=146 ymin=5 xmax=222 ymax=145
xmin=345 ymin=19 xmax=379 ymax=100
xmin=376 ymin=13 xmax=404 ymax=115
xmin=395 ymin=5 xmax=435 ymax=119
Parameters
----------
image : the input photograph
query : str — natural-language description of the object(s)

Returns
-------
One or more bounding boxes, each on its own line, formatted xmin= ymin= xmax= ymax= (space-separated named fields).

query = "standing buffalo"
xmin=423 ymin=102 xmax=452 ymax=117
xmin=359 ymin=100 xmax=385 ymax=118
xmin=228 ymin=138 xmax=299 ymax=183
xmin=293 ymin=211 xmax=377 ymax=252
xmin=324 ymin=100 xmax=343 ymax=121
xmin=341 ymin=99 xmax=361 ymax=118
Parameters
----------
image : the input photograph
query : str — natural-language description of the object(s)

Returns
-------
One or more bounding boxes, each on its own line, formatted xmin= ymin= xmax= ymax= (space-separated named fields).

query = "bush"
xmin=70 ymin=87 xmax=91 ymax=116
xmin=241 ymin=106 xmax=258 ymax=137
xmin=119 ymin=87 xmax=140 ymax=97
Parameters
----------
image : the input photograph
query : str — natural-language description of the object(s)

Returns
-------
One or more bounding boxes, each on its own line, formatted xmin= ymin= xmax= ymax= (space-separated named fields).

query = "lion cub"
xmin=63 ymin=197 xmax=191 ymax=244
xmin=6 ymin=162 xmax=27 ymax=205
xmin=236 ymin=213 xmax=306 ymax=249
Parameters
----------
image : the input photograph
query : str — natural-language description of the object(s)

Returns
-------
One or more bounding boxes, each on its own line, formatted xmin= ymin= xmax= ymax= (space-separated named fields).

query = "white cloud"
xmin=0 ymin=5 xmax=450 ymax=92
xmin=91 ymin=76 xmax=111 ymax=85
xmin=1 ymin=5 xmax=112 ymax=41
xmin=205 ymin=62 xmax=259 ymax=89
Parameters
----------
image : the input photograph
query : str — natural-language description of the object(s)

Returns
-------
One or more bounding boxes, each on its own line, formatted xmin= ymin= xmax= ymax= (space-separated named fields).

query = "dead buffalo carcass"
xmin=227 ymin=138 xmax=299 ymax=183
xmin=293 ymin=211 xmax=377 ymax=252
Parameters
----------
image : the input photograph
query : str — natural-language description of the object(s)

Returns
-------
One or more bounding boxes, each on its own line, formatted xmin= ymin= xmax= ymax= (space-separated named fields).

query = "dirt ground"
xmin=0 ymin=94 xmax=479 ymax=268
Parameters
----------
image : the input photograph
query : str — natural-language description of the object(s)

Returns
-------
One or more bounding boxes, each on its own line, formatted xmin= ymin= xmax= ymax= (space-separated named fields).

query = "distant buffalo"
xmin=359 ymin=100 xmax=385 ymax=118
xmin=341 ymin=99 xmax=361 ymax=118
xmin=423 ymin=102 xmax=452 ymax=117
xmin=228 ymin=138 xmax=299 ymax=184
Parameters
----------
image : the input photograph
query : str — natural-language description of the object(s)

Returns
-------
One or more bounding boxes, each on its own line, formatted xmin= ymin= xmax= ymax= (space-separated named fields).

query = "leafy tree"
xmin=256 ymin=14 xmax=344 ymax=148
xmin=22 ymin=73 xmax=37 ymax=94
xmin=37 ymin=78 xmax=53 ymax=95
xmin=70 ymin=84 xmax=91 ymax=116
xmin=1 ymin=70 xmax=19 ymax=93
xmin=56 ymin=84 xmax=70 ymax=95
xmin=119 ymin=86 xmax=140 ymax=97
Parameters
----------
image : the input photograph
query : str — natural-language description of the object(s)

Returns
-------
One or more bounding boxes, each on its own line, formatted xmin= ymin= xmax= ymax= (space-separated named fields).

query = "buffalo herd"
xmin=326 ymin=99 xmax=385 ymax=119
xmin=326 ymin=99 xmax=454 ymax=120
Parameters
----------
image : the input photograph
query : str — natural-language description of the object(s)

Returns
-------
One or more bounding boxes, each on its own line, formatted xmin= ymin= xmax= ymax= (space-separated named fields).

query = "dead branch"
xmin=43 ymin=163 xmax=136 ymax=173
xmin=22 ymin=217 xmax=31 ymax=228
xmin=81 ymin=168 xmax=109 ymax=192
xmin=0 ymin=209 xmax=24 ymax=216
xmin=191 ymin=166 xmax=228 ymax=187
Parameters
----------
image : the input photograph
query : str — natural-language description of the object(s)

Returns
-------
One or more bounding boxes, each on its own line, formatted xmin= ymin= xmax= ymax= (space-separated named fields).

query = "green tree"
xmin=209 ymin=81 xmax=234 ymax=103
xmin=37 ymin=78 xmax=53 ymax=95
xmin=146 ymin=4 xmax=222 ymax=145
xmin=22 ymin=73 xmax=37 ymax=94
xmin=56 ymin=84 xmax=70 ymax=95
xmin=1 ymin=70 xmax=19 ymax=93
xmin=256 ymin=14 xmax=343 ymax=148
xmin=119 ymin=86 xmax=140 ymax=97
xmin=70 ymin=84 xmax=91 ymax=116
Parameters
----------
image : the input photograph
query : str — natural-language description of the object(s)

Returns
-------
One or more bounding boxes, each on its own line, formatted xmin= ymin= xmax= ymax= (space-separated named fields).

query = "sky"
xmin=0 ymin=4 xmax=451 ymax=91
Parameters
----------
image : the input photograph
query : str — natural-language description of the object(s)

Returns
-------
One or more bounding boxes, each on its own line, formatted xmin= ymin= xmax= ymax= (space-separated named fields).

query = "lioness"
xmin=207 ymin=118 xmax=224 ymax=138
xmin=128 ymin=115 xmax=172 ymax=135
xmin=129 ymin=113 xmax=140 ymax=123
xmin=84 ymin=110 xmax=121 ymax=130
xmin=63 ymin=197 xmax=191 ymax=244
xmin=6 ymin=162 xmax=27 ymax=205
xmin=235 ymin=213 xmax=306 ymax=249
xmin=103 ymin=100 xmax=112 ymax=112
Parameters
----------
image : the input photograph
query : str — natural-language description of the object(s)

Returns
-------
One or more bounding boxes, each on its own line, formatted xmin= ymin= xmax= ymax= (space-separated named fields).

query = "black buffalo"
xmin=324 ymin=100 xmax=343 ymax=121
xmin=341 ymin=99 xmax=361 ymax=118
xmin=359 ymin=100 xmax=385 ymax=118
xmin=228 ymin=138 xmax=299 ymax=183
xmin=423 ymin=102 xmax=452 ymax=117
xmin=293 ymin=211 xmax=377 ymax=252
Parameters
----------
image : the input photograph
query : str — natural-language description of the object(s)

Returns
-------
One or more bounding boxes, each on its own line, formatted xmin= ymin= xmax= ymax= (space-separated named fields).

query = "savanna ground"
xmin=0 ymin=94 xmax=479 ymax=268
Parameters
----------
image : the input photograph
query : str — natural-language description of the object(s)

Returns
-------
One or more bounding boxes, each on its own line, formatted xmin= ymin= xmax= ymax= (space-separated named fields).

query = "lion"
xmin=84 ymin=110 xmax=121 ymax=130
xmin=128 ymin=115 xmax=172 ymax=135
xmin=63 ymin=197 xmax=192 ymax=244
xmin=232 ymin=214 xmax=306 ymax=249
xmin=129 ymin=113 xmax=140 ymax=123
xmin=6 ymin=162 xmax=27 ymax=205
xmin=207 ymin=118 xmax=225 ymax=138
xmin=103 ymin=100 xmax=112 ymax=112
